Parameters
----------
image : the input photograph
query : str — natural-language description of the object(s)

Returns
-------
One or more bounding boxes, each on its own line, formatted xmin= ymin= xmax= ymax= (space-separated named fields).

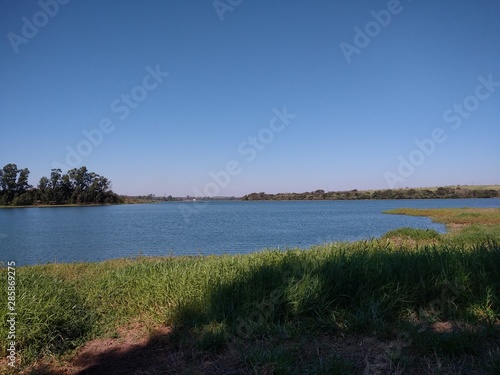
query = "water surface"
xmin=1 ymin=199 xmax=499 ymax=265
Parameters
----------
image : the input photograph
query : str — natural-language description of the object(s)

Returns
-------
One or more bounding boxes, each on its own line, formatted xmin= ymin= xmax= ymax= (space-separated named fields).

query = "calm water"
xmin=1 ymin=199 xmax=499 ymax=266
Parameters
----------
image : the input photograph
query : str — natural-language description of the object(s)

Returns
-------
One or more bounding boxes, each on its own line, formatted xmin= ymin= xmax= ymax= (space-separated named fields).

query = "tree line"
xmin=241 ymin=186 xmax=500 ymax=201
xmin=0 ymin=164 xmax=122 ymax=206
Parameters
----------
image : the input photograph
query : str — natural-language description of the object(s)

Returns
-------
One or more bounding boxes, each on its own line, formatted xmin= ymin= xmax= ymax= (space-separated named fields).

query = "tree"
xmin=69 ymin=166 xmax=91 ymax=192
xmin=37 ymin=176 xmax=50 ymax=203
xmin=50 ymin=169 xmax=62 ymax=189
xmin=60 ymin=173 xmax=73 ymax=202
xmin=1 ymin=163 xmax=121 ymax=206
xmin=1 ymin=164 xmax=19 ymax=192
xmin=49 ymin=169 xmax=63 ymax=204
xmin=0 ymin=164 xmax=19 ymax=204
xmin=17 ymin=168 xmax=31 ymax=192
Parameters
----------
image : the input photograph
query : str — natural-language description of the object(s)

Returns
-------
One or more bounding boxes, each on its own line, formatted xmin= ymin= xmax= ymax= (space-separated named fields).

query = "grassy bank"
xmin=1 ymin=208 xmax=500 ymax=374
xmin=385 ymin=207 xmax=500 ymax=246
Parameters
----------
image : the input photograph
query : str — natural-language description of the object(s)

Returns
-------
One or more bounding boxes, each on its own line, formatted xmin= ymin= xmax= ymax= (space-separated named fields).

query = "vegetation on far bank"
xmin=242 ymin=185 xmax=500 ymax=201
xmin=0 ymin=164 xmax=122 ymax=206
xmin=1 ymin=207 xmax=500 ymax=374
xmin=1 ymin=163 xmax=498 ymax=208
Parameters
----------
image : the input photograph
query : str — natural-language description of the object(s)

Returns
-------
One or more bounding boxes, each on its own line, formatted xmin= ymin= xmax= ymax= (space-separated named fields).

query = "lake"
xmin=1 ymin=199 xmax=499 ymax=266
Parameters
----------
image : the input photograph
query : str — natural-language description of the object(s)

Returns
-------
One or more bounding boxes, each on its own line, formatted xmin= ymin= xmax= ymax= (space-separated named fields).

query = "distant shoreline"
xmin=3 ymin=196 xmax=498 ymax=209
xmin=0 ymin=203 xmax=114 ymax=209
xmin=1 ymin=185 xmax=499 ymax=208
xmin=240 ymin=185 xmax=500 ymax=201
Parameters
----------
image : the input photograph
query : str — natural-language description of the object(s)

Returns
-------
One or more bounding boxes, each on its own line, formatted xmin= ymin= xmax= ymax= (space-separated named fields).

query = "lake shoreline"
xmin=2 ymin=207 xmax=499 ymax=374
xmin=1 ymin=195 xmax=499 ymax=209
xmin=0 ymin=203 xmax=115 ymax=209
xmin=3 ymin=199 xmax=499 ymax=267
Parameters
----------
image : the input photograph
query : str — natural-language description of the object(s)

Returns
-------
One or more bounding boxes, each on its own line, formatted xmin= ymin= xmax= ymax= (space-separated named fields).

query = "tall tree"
xmin=1 ymin=164 xmax=19 ymax=192
xmin=49 ymin=168 xmax=63 ymax=204
xmin=60 ymin=173 xmax=73 ymax=202
xmin=17 ymin=168 xmax=31 ymax=192
xmin=50 ymin=169 xmax=62 ymax=189
xmin=37 ymin=176 xmax=50 ymax=203
xmin=68 ymin=166 xmax=91 ymax=192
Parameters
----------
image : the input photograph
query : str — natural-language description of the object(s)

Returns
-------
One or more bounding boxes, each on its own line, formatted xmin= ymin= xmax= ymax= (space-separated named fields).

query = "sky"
xmin=1 ymin=0 xmax=499 ymax=197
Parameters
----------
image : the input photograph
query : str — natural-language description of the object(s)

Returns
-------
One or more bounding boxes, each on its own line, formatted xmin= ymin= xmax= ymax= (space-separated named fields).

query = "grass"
xmin=385 ymin=207 xmax=500 ymax=226
xmin=381 ymin=227 xmax=441 ymax=241
xmin=385 ymin=207 xmax=500 ymax=245
xmin=1 ymin=207 xmax=500 ymax=374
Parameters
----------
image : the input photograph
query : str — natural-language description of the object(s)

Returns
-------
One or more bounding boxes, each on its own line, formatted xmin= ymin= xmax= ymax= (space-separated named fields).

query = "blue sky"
xmin=1 ymin=0 xmax=499 ymax=196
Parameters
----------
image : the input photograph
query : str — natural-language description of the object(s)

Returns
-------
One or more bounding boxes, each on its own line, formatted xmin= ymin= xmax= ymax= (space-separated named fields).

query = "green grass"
xmin=385 ymin=207 xmax=500 ymax=226
xmin=1 ymin=207 xmax=500 ymax=373
xmin=1 ymin=271 xmax=96 ymax=364
xmin=385 ymin=207 xmax=500 ymax=245
xmin=381 ymin=227 xmax=441 ymax=241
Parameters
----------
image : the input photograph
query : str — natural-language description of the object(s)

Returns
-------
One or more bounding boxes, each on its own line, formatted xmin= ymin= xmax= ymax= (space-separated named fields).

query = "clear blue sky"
xmin=1 ymin=0 xmax=499 ymax=196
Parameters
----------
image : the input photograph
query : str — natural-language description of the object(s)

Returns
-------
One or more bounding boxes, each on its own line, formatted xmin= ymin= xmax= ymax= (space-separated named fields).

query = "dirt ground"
xmin=13 ymin=321 xmax=498 ymax=375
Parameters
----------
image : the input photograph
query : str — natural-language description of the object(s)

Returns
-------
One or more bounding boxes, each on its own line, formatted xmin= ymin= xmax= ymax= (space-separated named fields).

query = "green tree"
xmin=1 ymin=163 xmax=122 ymax=206
xmin=17 ymin=168 xmax=31 ymax=193
xmin=0 ymin=164 xmax=19 ymax=204
xmin=37 ymin=176 xmax=50 ymax=203
xmin=1 ymin=164 xmax=19 ymax=191
xmin=60 ymin=173 xmax=73 ymax=202
xmin=69 ymin=166 xmax=91 ymax=192
xmin=49 ymin=169 xmax=64 ymax=204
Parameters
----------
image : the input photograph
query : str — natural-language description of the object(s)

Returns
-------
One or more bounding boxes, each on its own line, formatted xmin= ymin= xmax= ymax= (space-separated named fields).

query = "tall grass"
xmin=1 ymin=240 xmax=499 ymax=367
xmin=0 ymin=270 xmax=95 ymax=363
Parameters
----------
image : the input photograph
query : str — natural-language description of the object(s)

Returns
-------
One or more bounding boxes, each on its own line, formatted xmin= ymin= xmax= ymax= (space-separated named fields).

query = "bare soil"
xmin=17 ymin=321 xmax=499 ymax=375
